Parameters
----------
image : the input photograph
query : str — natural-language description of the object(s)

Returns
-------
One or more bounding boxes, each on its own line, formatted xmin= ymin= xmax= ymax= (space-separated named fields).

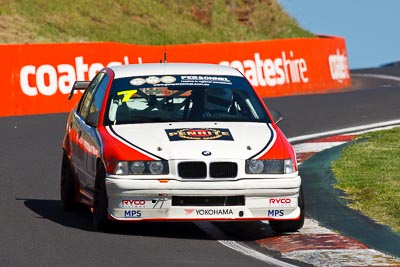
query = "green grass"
xmin=0 ymin=0 xmax=313 ymax=44
xmin=332 ymin=127 xmax=400 ymax=232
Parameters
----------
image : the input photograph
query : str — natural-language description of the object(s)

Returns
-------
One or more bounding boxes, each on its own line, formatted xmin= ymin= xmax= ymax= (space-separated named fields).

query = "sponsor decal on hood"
xmin=106 ymin=122 xmax=276 ymax=160
xmin=165 ymin=128 xmax=233 ymax=141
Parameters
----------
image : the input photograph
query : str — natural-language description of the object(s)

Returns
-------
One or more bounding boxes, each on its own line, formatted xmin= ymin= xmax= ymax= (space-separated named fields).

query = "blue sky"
xmin=278 ymin=0 xmax=400 ymax=69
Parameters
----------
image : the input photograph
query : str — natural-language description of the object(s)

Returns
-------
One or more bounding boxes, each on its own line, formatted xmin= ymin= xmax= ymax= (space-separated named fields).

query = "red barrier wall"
xmin=0 ymin=36 xmax=350 ymax=117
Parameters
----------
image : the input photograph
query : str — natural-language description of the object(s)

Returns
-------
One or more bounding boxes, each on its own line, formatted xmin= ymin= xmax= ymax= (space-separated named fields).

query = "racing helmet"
xmin=204 ymin=87 xmax=233 ymax=113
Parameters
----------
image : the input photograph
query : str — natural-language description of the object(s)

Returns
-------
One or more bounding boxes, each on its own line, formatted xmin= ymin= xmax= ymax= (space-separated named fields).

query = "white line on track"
xmin=294 ymin=142 xmax=346 ymax=153
xmin=288 ymin=119 xmax=400 ymax=143
xmin=194 ymin=120 xmax=400 ymax=266
xmin=352 ymin=73 xmax=400 ymax=82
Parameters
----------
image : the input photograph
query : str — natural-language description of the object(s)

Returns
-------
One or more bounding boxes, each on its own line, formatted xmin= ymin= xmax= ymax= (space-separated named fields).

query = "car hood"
xmin=106 ymin=122 xmax=279 ymax=160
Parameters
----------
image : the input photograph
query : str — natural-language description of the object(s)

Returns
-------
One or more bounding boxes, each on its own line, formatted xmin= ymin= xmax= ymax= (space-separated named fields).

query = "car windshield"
xmin=104 ymin=74 xmax=271 ymax=125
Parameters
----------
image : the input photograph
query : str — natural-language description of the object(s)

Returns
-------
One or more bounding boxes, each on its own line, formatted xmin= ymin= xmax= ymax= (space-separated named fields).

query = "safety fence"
xmin=0 ymin=36 xmax=350 ymax=117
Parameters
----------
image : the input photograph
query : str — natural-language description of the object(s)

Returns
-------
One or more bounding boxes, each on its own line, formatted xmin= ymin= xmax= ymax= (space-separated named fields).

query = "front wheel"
xmin=269 ymin=187 xmax=305 ymax=233
xmin=93 ymin=162 xmax=110 ymax=231
xmin=60 ymin=151 xmax=78 ymax=211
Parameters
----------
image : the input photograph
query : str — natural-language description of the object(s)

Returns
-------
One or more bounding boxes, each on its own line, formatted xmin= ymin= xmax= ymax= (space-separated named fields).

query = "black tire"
xmin=93 ymin=162 xmax=110 ymax=231
xmin=269 ymin=187 xmax=305 ymax=233
xmin=60 ymin=151 xmax=78 ymax=211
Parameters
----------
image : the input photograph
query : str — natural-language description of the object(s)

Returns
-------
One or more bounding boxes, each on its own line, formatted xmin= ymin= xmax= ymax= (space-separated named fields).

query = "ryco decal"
xmin=268 ymin=198 xmax=293 ymax=207
xmin=120 ymin=199 xmax=146 ymax=208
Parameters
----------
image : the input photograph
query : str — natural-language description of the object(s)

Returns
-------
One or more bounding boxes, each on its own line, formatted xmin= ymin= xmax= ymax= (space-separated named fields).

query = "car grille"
xmin=178 ymin=162 xmax=207 ymax=178
xmin=178 ymin=161 xmax=238 ymax=179
xmin=210 ymin=162 xmax=237 ymax=178
xmin=172 ymin=196 xmax=245 ymax=206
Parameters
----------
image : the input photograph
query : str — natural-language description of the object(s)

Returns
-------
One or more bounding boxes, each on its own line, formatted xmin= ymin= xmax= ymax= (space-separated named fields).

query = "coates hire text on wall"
xmin=0 ymin=36 xmax=350 ymax=117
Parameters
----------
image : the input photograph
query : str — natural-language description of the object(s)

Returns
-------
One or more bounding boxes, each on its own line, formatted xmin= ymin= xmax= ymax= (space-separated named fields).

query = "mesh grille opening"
xmin=178 ymin=161 xmax=207 ymax=179
xmin=172 ymin=196 xmax=245 ymax=206
xmin=210 ymin=162 xmax=238 ymax=178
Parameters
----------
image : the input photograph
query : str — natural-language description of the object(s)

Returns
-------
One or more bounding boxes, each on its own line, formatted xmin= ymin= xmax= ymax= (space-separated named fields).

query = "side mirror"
xmin=270 ymin=109 xmax=283 ymax=124
xmin=69 ymin=81 xmax=90 ymax=100
xmin=86 ymin=112 xmax=99 ymax=127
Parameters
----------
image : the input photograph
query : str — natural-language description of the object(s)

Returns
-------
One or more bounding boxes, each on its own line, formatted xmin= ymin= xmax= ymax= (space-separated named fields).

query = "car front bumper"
xmin=105 ymin=176 xmax=301 ymax=221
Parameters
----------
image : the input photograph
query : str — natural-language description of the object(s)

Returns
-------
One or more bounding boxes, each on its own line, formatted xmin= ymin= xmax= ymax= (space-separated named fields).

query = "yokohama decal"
xmin=184 ymin=209 xmax=195 ymax=215
xmin=195 ymin=209 xmax=234 ymax=216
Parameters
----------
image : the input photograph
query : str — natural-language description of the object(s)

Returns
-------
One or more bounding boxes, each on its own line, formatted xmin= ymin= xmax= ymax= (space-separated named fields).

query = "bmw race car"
xmin=61 ymin=63 xmax=304 ymax=232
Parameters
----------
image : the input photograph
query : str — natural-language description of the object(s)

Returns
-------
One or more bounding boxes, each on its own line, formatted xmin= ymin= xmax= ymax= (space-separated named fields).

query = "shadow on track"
xmin=18 ymin=198 xmax=277 ymax=241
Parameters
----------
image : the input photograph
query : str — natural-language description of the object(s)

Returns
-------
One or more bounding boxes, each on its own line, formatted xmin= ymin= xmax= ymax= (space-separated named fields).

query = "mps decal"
xmin=124 ymin=210 xmax=142 ymax=218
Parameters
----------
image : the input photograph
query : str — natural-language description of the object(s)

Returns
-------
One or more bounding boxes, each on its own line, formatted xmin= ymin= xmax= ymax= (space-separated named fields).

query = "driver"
xmin=202 ymin=87 xmax=233 ymax=118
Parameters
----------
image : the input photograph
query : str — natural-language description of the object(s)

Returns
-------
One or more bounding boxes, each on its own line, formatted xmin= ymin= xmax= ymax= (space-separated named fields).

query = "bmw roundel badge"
xmin=202 ymin=151 xmax=212 ymax=156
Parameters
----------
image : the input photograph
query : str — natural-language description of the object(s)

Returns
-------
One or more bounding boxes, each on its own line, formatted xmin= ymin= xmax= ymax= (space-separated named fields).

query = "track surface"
xmin=1 ymin=67 xmax=400 ymax=266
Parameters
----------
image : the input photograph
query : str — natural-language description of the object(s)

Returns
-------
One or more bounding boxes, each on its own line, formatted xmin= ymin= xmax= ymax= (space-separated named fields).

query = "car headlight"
xmin=149 ymin=161 xmax=165 ymax=175
xmin=245 ymin=159 xmax=295 ymax=174
xmin=246 ymin=159 xmax=265 ymax=174
xmin=114 ymin=160 xmax=169 ymax=175
xmin=283 ymin=159 xmax=295 ymax=174
xmin=130 ymin=161 xmax=145 ymax=174
xmin=115 ymin=161 xmax=128 ymax=175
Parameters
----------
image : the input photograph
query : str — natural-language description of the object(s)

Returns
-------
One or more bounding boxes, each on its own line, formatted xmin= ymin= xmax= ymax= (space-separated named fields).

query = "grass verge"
xmin=0 ymin=0 xmax=313 ymax=44
xmin=332 ymin=127 xmax=400 ymax=233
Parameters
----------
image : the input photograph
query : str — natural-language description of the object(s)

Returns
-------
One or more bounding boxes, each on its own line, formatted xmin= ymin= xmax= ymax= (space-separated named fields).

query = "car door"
xmin=71 ymin=72 xmax=109 ymax=194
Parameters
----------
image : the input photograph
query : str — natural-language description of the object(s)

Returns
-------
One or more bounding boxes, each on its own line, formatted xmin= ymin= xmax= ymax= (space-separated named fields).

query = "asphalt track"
xmin=1 ymin=67 xmax=400 ymax=266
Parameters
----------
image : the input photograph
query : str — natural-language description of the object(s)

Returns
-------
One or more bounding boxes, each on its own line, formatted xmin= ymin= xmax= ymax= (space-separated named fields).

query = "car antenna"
xmin=162 ymin=29 xmax=167 ymax=63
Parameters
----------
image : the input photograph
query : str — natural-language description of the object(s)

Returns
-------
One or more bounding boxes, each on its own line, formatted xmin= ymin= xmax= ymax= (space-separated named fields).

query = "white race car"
xmin=61 ymin=63 xmax=304 ymax=232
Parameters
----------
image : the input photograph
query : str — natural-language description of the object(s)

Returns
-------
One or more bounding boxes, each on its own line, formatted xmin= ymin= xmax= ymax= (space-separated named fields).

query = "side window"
xmin=78 ymin=72 xmax=106 ymax=119
xmin=88 ymin=74 xmax=110 ymax=120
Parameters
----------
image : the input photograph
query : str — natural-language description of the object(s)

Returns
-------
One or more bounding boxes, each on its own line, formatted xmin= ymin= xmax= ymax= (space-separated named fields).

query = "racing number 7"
xmin=117 ymin=90 xmax=137 ymax=102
